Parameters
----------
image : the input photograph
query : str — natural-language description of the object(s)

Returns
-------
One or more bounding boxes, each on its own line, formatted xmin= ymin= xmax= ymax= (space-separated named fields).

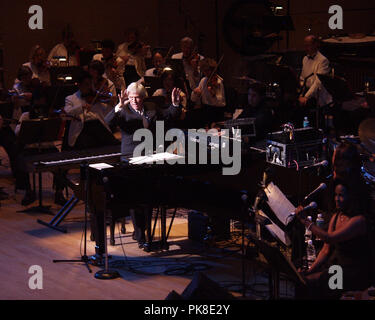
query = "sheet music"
xmin=89 ymin=163 xmax=114 ymax=170
xmin=265 ymin=182 xmax=296 ymax=226
xmin=129 ymin=152 xmax=184 ymax=165
xmin=258 ymin=210 xmax=291 ymax=246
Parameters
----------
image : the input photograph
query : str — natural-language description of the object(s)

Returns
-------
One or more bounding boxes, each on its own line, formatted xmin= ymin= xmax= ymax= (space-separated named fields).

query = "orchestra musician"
xmin=104 ymin=82 xmax=182 ymax=247
xmin=116 ymin=28 xmax=151 ymax=84
xmin=191 ymin=58 xmax=226 ymax=125
xmin=153 ymin=69 xmax=187 ymax=109
xmin=93 ymin=39 xmax=126 ymax=93
xmin=88 ymin=60 xmax=117 ymax=108
xmin=14 ymin=88 xmax=67 ymax=206
xmin=48 ymin=29 xmax=79 ymax=66
xmin=233 ymin=82 xmax=274 ymax=141
xmin=22 ymin=45 xmax=51 ymax=86
xmin=64 ymin=72 xmax=119 ymax=150
xmin=171 ymin=37 xmax=203 ymax=90
xmin=11 ymin=66 xmax=34 ymax=121
xmin=298 ymin=35 xmax=332 ymax=108
xmin=144 ymin=51 xmax=165 ymax=77
xmin=0 ymin=114 xmax=18 ymax=182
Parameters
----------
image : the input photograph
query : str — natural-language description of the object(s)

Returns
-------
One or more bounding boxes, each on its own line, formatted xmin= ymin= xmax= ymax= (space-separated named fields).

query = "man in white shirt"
xmin=299 ymin=35 xmax=332 ymax=107
xmin=93 ymin=39 xmax=126 ymax=93
xmin=48 ymin=30 xmax=79 ymax=66
xmin=64 ymin=72 xmax=118 ymax=149
xmin=171 ymin=37 xmax=203 ymax=90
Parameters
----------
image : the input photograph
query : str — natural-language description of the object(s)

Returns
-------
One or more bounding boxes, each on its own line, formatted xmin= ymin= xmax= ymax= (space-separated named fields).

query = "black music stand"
xmin=17 ymin=118 xmax=62 ymax=214
xmin=248 ymin=233 xmax=306 ymax=299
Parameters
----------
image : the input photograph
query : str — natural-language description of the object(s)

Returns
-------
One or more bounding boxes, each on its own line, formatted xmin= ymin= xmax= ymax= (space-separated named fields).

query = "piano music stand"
xmin=17 ymin=118 xmax=62 ymax=214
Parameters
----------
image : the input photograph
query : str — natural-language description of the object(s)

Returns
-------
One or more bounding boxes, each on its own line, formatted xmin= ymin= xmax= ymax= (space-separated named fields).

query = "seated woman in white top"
xmin=22 ymin=45 xmax=51 ymax=86
xmin=153 ymin=70 xmax=187 ymax=109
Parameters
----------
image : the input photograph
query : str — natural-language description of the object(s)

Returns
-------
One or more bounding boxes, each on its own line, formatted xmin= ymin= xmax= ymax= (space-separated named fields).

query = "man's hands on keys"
xmin=171 ymin=87 xmax=182 ymax=106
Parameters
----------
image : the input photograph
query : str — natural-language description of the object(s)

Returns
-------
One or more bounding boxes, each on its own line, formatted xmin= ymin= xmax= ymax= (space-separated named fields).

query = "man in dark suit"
xmin=105 ymin=82 xmax=182 ymax=247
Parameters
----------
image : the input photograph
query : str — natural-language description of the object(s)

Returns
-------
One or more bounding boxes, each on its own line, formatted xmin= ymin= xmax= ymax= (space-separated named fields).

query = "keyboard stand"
xmin=37 ymin=195 xmax=79 ymax=233
xmin=18 ymin=170 xmax=53 ymax=215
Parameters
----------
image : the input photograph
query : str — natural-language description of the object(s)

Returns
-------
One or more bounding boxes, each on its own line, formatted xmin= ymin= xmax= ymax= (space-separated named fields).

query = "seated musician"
xmin=48 ymin=29 xmax=79 ymax=66
xmin=171 ymin=37 xmax=203 ymax=90
xmin=116 ymin=28 xmax=151 ymax=84
xmin=298 ymin=35 xmax=332 ymax=108
xmin=14 ymin=88 xmax=67 ymax=206
xmin=12 ymin=66 xmax=34 ymax=120
xmin=153 ymin=70 xmax=187 ymax=109
xmin=105 ymin=82 xmax=182 ymax=247
xmin=234 ymin=82 xmax=273 ymax=141
xmin=88 ymin=60 xmax=117 ymax=108
xmin=144 ymin=51 xmax=165 ymax=77
xmin=191 ymin=58 xmax=226 ymax=125
xmin=22 ymin=45 xmax=51 ymax=86
xmin=0 ymin=115 xmax=18 ymax=181
xmin=294 ymin=177 xmax=371 ymax=299
xmin=64 ymin=72 xmax=119 ymax=150
xmin=93 ymin=39 xmax=126 ymax=93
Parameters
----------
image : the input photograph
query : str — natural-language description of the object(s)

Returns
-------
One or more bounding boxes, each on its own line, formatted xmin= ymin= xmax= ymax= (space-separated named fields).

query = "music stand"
xmin=143 ymin=76 xmax=162 ymax=96
xmin=223 ymin=117 xmax=256 ymax=138
xmin=17 ymin=118 xmax=62 ymax=214
xmin=249 ymin=234 xmax=306 ymax=299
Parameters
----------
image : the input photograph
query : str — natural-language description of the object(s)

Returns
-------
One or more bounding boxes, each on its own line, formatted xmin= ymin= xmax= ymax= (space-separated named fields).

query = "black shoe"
xmin=138 ymin=240 xmax=146 ymax=249
xmin=21 ymin=191 xmax=36 ymax=206
xmin=54 ymin=192 xmax=67 ymax=206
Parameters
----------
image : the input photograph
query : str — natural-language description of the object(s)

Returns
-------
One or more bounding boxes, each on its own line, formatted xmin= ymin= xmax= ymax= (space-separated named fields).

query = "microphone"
xmin=289 ymin=201 xmax=317 ymax=217
xmin=303 ymin=160 xmax=328 ymax=169
xmin=304 ymin=183 xmax=327 ymax=202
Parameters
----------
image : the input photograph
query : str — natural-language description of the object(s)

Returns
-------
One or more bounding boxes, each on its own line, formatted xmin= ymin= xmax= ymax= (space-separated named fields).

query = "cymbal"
xmin=358 ymin=118 xmax=375 ymax=154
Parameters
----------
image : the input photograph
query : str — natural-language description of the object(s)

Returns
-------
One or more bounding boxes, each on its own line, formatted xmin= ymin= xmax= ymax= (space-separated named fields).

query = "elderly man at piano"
xmin=104 ymin=82 xmax=182 ymax=248
xmin=63 ymin=72 xmax=119 ymax=150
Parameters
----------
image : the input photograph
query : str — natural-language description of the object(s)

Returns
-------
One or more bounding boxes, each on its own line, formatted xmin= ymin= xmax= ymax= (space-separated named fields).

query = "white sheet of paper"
xmin=129 ymin=152 xmax=184 ymax=165
xmin=265 ymin=182 xmax=296 ymax=226
xmin=89 ymin=163 xmax=114 ymax=170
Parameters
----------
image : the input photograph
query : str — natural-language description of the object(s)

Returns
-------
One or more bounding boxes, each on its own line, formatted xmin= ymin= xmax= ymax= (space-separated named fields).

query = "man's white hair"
xmin=127 ymin=82 xmax=148 ymax=98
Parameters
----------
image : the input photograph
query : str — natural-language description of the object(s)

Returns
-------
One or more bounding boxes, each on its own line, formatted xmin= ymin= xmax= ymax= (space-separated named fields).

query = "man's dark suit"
xmin=104 ymin=100 xmax=181 ymax=246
